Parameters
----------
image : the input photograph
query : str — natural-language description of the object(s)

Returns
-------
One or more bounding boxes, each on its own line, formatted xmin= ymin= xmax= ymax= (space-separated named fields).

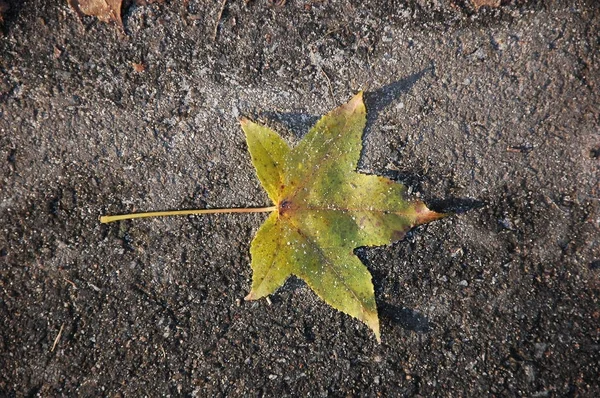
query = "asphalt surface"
xmin=1 ymin=0 xmax=599 ymax=396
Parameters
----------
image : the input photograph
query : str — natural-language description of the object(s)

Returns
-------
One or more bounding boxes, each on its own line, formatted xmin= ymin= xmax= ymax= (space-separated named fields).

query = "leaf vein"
xmin=293 ymin=225 xmax=367 ymax=318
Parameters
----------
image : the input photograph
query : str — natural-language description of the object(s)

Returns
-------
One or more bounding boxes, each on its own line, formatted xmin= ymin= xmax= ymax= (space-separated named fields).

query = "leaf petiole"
xmin=100 ymin=206 xmax=277 ymax=224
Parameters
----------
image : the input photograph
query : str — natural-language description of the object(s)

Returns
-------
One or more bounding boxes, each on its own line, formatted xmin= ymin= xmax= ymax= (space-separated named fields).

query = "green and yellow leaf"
xmin=241 ymin=92 xmax=445 ymax=342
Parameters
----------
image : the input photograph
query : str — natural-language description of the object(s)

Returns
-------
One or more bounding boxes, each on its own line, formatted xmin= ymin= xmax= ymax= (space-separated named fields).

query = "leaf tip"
xmin=363 ymin=310 xmax=381 ymax=343
xmin=413 ymin=202 xmax=448 ymax=225
xmin=244 ymin=291 xmax=257 ymax=301
xmin=349 ymin=90 xmax=365 ymax=109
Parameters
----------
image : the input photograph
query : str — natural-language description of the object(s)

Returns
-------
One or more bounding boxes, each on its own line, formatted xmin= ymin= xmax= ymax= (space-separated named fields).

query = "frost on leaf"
xmin=241 ymin=92 xmax=445 ymax=342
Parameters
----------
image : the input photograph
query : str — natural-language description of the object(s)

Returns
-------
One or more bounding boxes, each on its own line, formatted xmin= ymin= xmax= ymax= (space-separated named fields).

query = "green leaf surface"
xmin=241 ymin=92 xmax=445 ymax=342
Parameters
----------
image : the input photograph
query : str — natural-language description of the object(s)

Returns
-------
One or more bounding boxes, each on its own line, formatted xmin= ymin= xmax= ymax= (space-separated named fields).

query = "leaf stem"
xmin=100 ymin=206 xmax=277 ymax=224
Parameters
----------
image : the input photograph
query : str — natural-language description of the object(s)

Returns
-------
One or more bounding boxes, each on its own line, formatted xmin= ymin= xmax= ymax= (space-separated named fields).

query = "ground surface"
xmin=1 ymin=0 xmax=599 ymax=396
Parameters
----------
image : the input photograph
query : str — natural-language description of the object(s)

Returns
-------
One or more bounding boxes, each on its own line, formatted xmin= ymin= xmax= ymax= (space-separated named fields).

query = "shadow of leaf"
xmin=378 ymin=302 xmax=432 ymax=333
xmin=256 ymin=65 xmax=434 ymax=141
xmin=363 ymin=65 xmax=434 ymax=137
xmin=428 ymin=197 xmax=485 ymax=214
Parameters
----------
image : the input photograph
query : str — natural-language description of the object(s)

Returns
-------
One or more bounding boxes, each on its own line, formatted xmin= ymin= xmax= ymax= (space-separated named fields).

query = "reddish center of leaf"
xmin=278 ymin=199 xmax=294 ymax=217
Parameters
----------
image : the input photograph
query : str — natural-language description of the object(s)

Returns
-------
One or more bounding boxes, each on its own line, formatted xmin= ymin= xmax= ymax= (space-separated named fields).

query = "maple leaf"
xmin=240 ymin=92 xmax=445 ymax=341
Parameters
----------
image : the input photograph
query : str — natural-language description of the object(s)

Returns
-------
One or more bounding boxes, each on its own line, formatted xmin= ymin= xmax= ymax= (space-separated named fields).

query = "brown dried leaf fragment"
xmin=68 ymin=0 xmax=124 ymax=30
xmin=0 ymin=1 xmax=9 ymax=23
xmin=54 ymin=46 xmax=63 ymax=59
xmin=471 ymin=0 xmax=501 ymax=10
xmin=132 ymin=62 xmax=145 ymax=72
